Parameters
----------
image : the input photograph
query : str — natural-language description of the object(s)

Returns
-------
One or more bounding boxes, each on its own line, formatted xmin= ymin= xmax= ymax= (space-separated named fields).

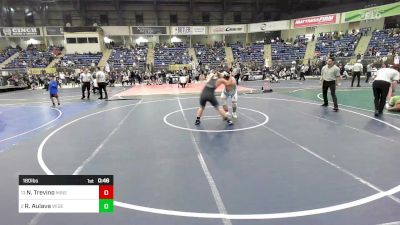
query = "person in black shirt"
xmin=195 ymin=71 xmax=233 ymax=126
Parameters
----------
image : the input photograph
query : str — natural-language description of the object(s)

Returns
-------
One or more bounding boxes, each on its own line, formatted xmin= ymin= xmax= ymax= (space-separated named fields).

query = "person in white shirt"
xmin=233 ymin=64 xmax=241 ymax=85
xmin=122 ymin=71 xmax=129 ymax=86
xmin=105 ymin=62 xmax=111 ymax=73
xmin=394 ymin=54 xmax=400 ymax=65
xmin=80 ymin=68 xmax=93 ymax=99
xmin=300 ymin=65 xmax=308 ymax=81
xmin=372 ymin=63 xmax=400 ymax=116
xmin=95 ymin=67 xmax=108 ymax=99
xmin=344 ymin=63 xmax=353 ymax=73
xmin=366 ymin=63 xmax=372 ymax=83
xmin=351 ymin=60 xmax=363 ymax=87
xmin=92 ymin=77 xmax=98 ymax=94
xmin=59 ymin=71 xmax=65 ymax=87
xmin=290 ymin=65 xmax=296 ymax=79
xmin=320 ymin=57 xmax=341 ymax=112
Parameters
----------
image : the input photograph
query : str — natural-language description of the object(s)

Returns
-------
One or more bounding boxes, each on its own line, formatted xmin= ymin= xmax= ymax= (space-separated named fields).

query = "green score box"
xmin=99 ymin=199 xmax=114 ymax=213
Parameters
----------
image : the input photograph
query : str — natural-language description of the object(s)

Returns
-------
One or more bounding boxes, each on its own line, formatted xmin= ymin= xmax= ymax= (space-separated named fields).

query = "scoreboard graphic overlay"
xmin=19 ymin=175 xmax=114 ymax=213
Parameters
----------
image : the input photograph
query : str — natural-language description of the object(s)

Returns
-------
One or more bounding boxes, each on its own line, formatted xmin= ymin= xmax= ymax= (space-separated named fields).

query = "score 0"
xmin=99 ymin=185 xmax=113 ymax=213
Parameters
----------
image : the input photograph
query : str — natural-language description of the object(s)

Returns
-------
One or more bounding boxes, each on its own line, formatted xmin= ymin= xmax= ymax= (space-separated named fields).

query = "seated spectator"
xmin=107 ymin=45 xmax=148 ymax=70
xmin=5 ymin=46 xmax=61 ymax=69
xmin=57 ymin=52 xmax=103 ymax=68
xmin=154 ymin=43 xmax=191 ymax=69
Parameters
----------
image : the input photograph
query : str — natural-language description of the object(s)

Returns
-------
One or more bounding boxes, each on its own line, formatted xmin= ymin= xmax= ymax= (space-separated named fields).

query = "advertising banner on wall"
xmin=46 ymin=27 xmax=64 ymax=36
xmin=171 ymin=26 xmax=207 ymax=35
xmin=131 ymin=26 xmax=168 ymax=35
xmin=209 ymin=24 xmax=246 ymax=34
xmin=342 ymin=2 xmax=400 ymax=23
xmin=248 ymin=20 xmax=290 ymax=33
xmin=0 ymin=27 xmax=41 ymax=37
xmin=29 ymin=68 xmax=57 ymax=75
xmin=102 ymin=26 xmax=130 ymax=36
xmin=169 ymin=64 xmax=192 ymax=71
xmin=293 ymin=14 xmax=338 ymax=28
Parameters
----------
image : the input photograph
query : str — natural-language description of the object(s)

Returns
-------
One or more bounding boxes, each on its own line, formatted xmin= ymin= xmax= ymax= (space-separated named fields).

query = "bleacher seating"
xmin=58 ymin=52 xmax=103 ymax=68
xmin=107 ymin=46 xmax=147 ymax=69
xmin=154 ymin=43 xmax=191 ymax=68
xmin=194 ymin=43 xmax=225 ymax=68
xmin=48 ymin=46 xmax=63 ymax=56
xmin=315 ymin=33 xmax=359 ymax=58
xmin=366 ymin=29 xmax=400 ymax=56
xmin=5 ymin=46 xmax=60 ymax=69
xmin=0 ymin=48 xmax=19 ymax=64
xmin=231 ymin=43 xmax=264 ymax=65
xmin=271 ymin=36 xmax=307 ymax=61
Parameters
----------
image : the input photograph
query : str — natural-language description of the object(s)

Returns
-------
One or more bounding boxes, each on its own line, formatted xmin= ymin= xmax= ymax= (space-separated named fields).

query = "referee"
xmin=80 ymin=68 xmax=93 ymax=100
xmin=320 ymin=57 xmax=340 ymax=112
xmin=372 ymin=63 xmax=400 ymax=116
xmin=351 ymin=60 xmax=363 ymax=87
xmin=95 ymin=67 xmax=108 ymax=100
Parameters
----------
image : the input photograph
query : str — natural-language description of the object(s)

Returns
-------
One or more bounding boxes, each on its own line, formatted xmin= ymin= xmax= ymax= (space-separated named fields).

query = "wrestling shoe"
xmin=232 ymin=112 xmax=237 ymax=119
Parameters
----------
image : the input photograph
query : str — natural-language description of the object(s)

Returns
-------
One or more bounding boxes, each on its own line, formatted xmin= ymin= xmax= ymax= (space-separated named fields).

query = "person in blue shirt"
xmin=49 ymin=75 xmax=60 ymax=107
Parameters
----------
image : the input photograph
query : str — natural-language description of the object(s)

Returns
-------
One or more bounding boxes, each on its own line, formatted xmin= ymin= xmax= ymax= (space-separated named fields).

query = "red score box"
xmin=99 ymin=185 xmax=114 ymax=199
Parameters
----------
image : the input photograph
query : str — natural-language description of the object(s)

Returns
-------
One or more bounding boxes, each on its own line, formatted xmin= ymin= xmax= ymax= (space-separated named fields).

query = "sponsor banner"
xmin=0 ymin=27 xmax=41 ymax=37
xmin=169 ymin=64 xmax=192 ymax=71
xmin=209 ymin=24 xmax=246 ymax=34
xmin=29 ymin=68 xmax=57 ymax=75
xmin=102 ymin=26 xmax=130 ymax=36
xmin=248 ymin=20 xmax=290 ymax=33
xmin=46 ymin=27 xmax=64 ymax=36
xmin=293 ymin=14 xmax=338 ymax=28
xmin=171 ymin=26 xmax=207 ymax=35
xmin=131 ymin=26 xmax=168 ymax=35
xmin=343 ymin=2 xmax=400 ymax=23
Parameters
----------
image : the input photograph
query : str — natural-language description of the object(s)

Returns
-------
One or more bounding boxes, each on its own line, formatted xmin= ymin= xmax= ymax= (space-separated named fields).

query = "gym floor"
xmin=1 ymin=80 xmax=400 ymax=225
